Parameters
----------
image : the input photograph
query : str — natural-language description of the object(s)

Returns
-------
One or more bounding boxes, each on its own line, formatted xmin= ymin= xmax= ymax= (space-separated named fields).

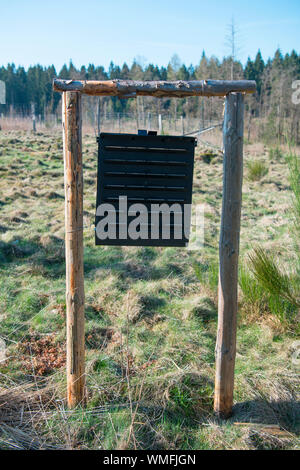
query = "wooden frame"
xmin=54 ymin=79 xmax=255 ymax=418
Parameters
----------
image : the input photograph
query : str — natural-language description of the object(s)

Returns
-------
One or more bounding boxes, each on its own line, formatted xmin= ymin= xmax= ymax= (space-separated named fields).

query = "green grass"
xmin=269 ymin=146 xmax=284 ymax=161
xmin=241 ymin=149 xmax=300 ymax=331
xmin=247 ymin=160 xmax=269 ymax=181
xmin=0 ymin=131 xmax=299 ymax=450
xmin=287 ymin=150 xmax=300 ymax=248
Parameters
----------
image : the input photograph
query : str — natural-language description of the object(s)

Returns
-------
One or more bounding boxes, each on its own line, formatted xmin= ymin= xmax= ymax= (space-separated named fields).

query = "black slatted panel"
xmin=95 ymin=132 xmax=196 ymax=247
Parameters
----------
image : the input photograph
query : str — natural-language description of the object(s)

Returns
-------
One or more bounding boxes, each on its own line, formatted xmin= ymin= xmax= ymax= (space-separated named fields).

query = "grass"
xmin=240 ymin=251 xmax=299 ymax=328
xmin=247 ymin=160 xmax=269 ymax=181
xmin=287 ymin=150 xmax=300 ymax=247
xmin=269 ymin=146 xmax=284 ymax=161
xmin=248 ymin=247 xmax=299 ymax=308
xmin=241 ymin=149 xmax=300 ymax=331
xmin=0 ymin=130 xmax=299 ymax=450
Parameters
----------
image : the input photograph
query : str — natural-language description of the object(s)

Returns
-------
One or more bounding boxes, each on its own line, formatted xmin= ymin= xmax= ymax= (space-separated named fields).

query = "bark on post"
xmin=62 ymin=91 xmax=85 ymax=408
xmin=158 ymin=114 xmax=162 ymax=134
xmin=53 ymin=79 xmax=256 ymax=98
xmin=214 ymin=92 xmax=244 ymax=419
xmin=97 ymin=97 xmax=101 ymax=136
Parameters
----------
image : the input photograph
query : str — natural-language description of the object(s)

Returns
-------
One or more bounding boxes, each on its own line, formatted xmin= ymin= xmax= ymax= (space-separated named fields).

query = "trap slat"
xmin=95 ymin=132 xmax=196 ymax=247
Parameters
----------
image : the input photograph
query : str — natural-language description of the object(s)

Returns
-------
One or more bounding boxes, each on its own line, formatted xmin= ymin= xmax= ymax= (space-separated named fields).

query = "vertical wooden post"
xmin=97 ymin=97 xmax=101 ymax=136
xmin=158 ymin=114 xmax=162 ymax=134
xmin=135 ymin=97 xmax=139 ymax=131
xmin=31 ymin=103 xmax=36 ymax=133
xmin=62 ymin=91 xmax=85 ymax=408
xmin=214 ymin=92 xmax=244 ymax=419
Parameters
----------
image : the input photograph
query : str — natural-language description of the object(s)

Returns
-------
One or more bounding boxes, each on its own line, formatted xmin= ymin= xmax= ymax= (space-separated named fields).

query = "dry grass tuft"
xmin=0 ymin=381 xmax=63 ymax=449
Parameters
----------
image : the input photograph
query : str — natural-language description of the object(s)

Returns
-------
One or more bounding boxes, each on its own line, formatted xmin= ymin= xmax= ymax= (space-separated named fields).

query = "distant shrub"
xmin=260 ymin=111 xmax=277 ymax=144
xmin=269 ymin=146 xmax=283 ymax=161
xmin=200 ymin=150 xmax=218 ymax=164
xmin=247 ymin=160 xmax=268 ymax=181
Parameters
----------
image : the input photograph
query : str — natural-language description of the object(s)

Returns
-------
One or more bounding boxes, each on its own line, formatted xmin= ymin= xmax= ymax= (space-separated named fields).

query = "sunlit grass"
xmin=247 ymin=160 xmax=268 ymax=181
xmin=0 ymin=130 xmax=299 ymax=450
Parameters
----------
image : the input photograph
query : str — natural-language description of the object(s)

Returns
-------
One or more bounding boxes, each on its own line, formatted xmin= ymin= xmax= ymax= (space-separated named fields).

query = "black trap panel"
xmin=95 ymin=132 xmax=196 ymax=247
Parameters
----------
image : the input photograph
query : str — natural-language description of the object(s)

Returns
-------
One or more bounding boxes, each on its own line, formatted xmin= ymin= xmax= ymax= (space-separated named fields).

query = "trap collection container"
xmin=95 ymin=131 xmax=196 ymax=247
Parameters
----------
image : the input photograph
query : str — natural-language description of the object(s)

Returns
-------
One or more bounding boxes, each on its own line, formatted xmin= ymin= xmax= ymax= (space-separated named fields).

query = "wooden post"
xmin=62 ymin=91 xmax=85 ymax=408
xmin=158 ymin=114 xmax=162 ymax=134
xmin=97 ymin=97 xmax=101 ymax=136
xmin=31 ymin=103 xmax=36 ymax=133
xmin=135 ymin=97 xmax=139 ymax=131
xmin=214 ymin=92 xmax=244 ymax=419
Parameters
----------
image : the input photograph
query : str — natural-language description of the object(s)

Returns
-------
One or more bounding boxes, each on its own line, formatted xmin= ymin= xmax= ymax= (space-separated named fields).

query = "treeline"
xmin=0 ymin=49 xmax=299 ymax=142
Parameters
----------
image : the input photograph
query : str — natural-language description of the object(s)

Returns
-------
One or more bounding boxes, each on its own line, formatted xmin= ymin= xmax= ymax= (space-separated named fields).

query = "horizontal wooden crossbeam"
xmin=53 ymin=79 xmax=256 ymax=98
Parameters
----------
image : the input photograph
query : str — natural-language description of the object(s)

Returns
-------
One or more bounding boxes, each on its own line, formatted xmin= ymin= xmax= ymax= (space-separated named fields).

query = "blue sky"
xmin=1 ymin=0 xmax=299 ymax=71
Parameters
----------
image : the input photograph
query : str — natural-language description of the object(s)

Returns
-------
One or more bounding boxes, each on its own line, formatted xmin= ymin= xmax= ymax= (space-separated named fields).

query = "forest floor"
xmin=0 ymin=129 xmax=299 ymax=450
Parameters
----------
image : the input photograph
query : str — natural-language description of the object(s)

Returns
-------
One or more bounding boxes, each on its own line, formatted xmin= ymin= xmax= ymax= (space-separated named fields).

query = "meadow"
xmin=0 ymin=128 xmax=299 ymax=450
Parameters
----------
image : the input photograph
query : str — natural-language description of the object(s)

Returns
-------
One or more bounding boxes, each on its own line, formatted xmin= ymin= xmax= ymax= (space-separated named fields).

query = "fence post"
xmin=158 ymin=114 xmax=162 ymax=134
xmin=31 ymin=103 xmax=36 ymax=133
xmin=136 ymin=97 xmax=139 ymax=131
xmin=214 ymin=92 xmax=244 ymax=419
xmin=62 ymin=91 xmax=85 ymax=408
xmin=97 ymin=97 xmax=101 ymax=136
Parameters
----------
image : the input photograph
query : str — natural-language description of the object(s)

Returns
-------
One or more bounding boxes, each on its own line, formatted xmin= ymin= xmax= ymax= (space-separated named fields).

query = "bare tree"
xmin=225 ymin=17 xmax=240 ymax=80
